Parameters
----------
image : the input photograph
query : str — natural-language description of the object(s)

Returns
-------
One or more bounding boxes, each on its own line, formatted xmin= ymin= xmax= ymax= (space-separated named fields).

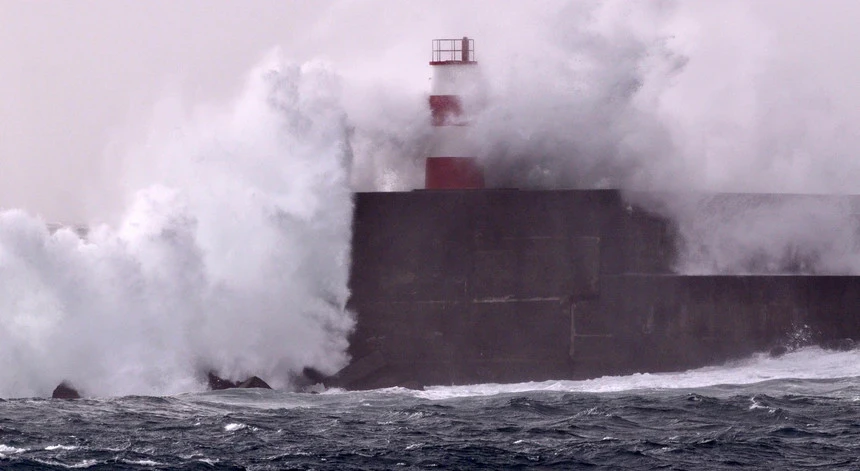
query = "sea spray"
xmin=0 ymin=54 xmax=355 ymax=398
xmin=657 ymin=193 xmax=860 ymax=275
xmin=449 ymin=1 xmax=860 ymax=275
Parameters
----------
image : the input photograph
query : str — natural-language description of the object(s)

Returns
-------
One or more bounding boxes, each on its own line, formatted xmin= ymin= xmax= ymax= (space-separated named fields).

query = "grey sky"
xmin=0 ymin=0 xmax=525 ymax=220
xmin=2 ymin=0 xmax=860 ymax=221
xmin=0 ymin=1 xmax=333 ymax=221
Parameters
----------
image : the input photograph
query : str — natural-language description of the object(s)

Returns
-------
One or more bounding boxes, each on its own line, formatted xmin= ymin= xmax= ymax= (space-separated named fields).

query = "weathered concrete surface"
xmin=571 ymin=275 xmax=860 ymax=377
xmin=337 ymin=189 xmax=860 ymax=390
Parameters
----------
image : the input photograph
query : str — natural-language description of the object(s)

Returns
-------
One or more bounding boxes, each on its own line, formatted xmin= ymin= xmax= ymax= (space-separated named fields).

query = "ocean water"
xmin=2 ymin=347 xmax=860 ymax=470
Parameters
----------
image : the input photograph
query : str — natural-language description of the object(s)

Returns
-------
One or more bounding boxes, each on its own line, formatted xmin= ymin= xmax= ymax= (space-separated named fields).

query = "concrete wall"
xmin=336 ymin=189 xmax=860 ymax=389
xmin=572 ymin=275 xmax=860 ymax=377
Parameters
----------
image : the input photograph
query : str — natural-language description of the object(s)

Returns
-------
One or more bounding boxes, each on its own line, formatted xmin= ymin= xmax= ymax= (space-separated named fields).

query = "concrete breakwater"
xmin=331 ymin=189 xmax=860 ymax=389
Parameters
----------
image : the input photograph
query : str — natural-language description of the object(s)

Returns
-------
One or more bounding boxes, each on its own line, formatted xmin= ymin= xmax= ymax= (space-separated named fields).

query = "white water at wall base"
xmin=413 ymin=346 xmax=860 ymax=400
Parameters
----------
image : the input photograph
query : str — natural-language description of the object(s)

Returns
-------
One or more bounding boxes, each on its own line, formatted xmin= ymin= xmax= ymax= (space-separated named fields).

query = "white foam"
xmin=45 ymin=444 xmax=79 ymax=451
xmin=748 ymin=396 xmax=777 ymax=413
xmin=0 ymin=444 xmax=26 ymax=454
xmin=122 ymin=459 xmax=162 ymax=466
xmin=33 ymin=458 xmax=97 ymax=469
xmin=224 ymin=423 xmax=246 ymax=432
xmin=412 ymin=347 xmax=860 ymax=399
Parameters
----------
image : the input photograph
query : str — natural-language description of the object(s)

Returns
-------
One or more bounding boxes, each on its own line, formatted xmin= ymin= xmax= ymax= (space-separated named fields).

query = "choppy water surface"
xmin=3 ymin=348 xmax=860 ymax=470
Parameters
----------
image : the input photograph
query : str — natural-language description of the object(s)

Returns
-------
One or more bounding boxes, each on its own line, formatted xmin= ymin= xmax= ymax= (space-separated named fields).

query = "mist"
xmin=5 ymin=1 xmax=860 ymax=215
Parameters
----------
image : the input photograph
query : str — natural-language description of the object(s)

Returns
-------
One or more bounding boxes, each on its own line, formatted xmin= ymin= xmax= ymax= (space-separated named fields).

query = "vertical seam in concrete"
xmin=569 ymin=303 xmax=576 ymax=358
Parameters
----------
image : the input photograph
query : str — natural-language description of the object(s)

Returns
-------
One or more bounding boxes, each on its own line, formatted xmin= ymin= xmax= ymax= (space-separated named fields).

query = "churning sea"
xmin=2 ymin=347 xmax=860 ymax=470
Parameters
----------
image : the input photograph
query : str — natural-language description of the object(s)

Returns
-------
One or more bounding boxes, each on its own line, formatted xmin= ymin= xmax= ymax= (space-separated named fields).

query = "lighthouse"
xmin=425 ymin=37 xmax=485 ymax=189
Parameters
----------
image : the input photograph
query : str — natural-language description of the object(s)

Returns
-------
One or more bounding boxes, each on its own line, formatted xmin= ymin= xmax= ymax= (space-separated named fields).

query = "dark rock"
xmin=302 ymin=367 xmax=328 ymax=384
xmin=236 ymin=376 xmax=271 ymax=389
xmin=207 ymin=372 xmax=238 ymax=390
xmin=207 ymin=371 xmax=271 ymax=390
xmin=52 ymin=381 xmax=80 ymax=399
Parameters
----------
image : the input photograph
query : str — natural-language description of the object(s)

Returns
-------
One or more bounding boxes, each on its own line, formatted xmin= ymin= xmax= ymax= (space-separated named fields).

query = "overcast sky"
xmin=0 ymin=0 xmax=540 ymax=220
xmin=2 ymin=0 xmax=860 ymax=221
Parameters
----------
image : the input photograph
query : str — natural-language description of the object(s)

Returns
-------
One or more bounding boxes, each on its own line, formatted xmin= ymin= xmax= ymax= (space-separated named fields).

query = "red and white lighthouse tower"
xmin=425 ymin=37 xmax=485 ymax=189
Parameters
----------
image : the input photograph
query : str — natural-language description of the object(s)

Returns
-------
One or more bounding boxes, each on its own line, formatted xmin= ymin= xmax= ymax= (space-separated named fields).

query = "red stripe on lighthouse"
xmin=428 ymin=95 xmax=463 ymax=126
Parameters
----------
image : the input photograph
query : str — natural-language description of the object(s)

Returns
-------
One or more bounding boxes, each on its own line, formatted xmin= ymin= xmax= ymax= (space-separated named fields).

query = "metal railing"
xmin=431 ymin=37 xmax=476 ymax=63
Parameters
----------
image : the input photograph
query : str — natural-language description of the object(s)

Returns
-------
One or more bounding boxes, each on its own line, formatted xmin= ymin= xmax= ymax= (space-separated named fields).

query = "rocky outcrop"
xmin=52 ymin=381 xmax=81 ymax=399
xmin=207 ymin=372 xmax=238 ymax=390
xmin=207 ymin=372 xmax=272 ymax=390
xmin=236 ymin=376 xmax=271 ymax=389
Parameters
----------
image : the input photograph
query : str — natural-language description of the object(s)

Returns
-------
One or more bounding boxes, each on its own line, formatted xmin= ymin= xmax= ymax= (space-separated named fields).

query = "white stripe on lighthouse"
xmin=429 ymin=126 xmax=475 ymax=158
